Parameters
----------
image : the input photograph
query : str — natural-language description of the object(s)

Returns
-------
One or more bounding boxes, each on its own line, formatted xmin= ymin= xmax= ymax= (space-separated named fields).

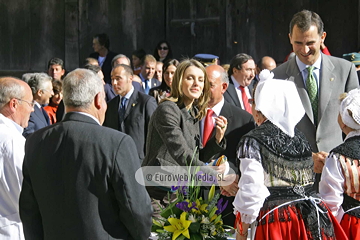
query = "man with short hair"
xmin=224 ymin=53 xmax=256 ymax=114
xmin=0 ymin=77 xmax=34 ymax=240
xmin=47 ymin=58 xmax=65 ymax=80
xmin=200 ymin=65 xmax=254 ymax=226
xmin=138 ymin=54 xmax=161 ymax=94
xmin=23 ymin=73 xmax=54 ymax=137
xmin=19 ymin=68 xmax=153 ymax=240
xmin=111 ymin=54 xmax=131 ymax=67
xmin=103 ymin=64 xmax=157 ymax=162
xmin=90 ymin=33 xmax=118 ymax=84
xmin=250 ymin=56 xmax=277 ymax=90
xmin=272 ymin=10 xmax=359 ymax=185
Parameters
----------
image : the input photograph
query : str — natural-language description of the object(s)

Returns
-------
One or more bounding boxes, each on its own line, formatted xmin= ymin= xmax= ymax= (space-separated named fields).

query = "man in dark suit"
xmin=272 ymin=10 xmax=359 ymax=188
xmin=103 ymin=64 xmax=157 ymax=162
xmin=89 ymin=33 xmax=117 ymax=84
xmin=23 ymin=73 xmax=53 ymax=138
xmin=200 ymin=65 xmax=255 ymax=226
xmin=19 ymin=68 xmax=152 ymax=240
xmin=223 ymin=53 xmax=256 ymax=114
xmin=138 ymin=54 xmax=161 ymax=94
xmin=104 ymin=53 xmax=144 ymax=102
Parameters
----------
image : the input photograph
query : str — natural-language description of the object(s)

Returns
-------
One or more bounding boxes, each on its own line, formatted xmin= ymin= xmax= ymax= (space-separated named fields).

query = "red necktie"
xmin=239 ymin=86 xmax=252 ymax=114
xmin=202 ymin=109 xmax=214 ymax=147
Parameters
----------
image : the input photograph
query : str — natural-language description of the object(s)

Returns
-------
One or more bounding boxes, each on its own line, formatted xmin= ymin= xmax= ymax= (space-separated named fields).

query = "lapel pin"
xmin=330 ymin=78 xmax=334 ymax=81
xmin=132 ymin=103 xmax=136 ymax=107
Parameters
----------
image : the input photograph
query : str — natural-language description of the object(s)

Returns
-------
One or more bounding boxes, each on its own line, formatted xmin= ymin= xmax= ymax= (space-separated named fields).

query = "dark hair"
xmin=228 ymin=53 xmax=253 ymax=76
xmin=132 ymin=49 xmax=146 ymax=60
xmin=83 ymin=57 xmax=98 ymax=66
xmin=158 ymin=59 xmax=180 ymax=90
xmin=83 ymin=64 xmax=101 ymax=74
xmin=153 ymin=40 xmax=173 ymax=62
xmin=94 ymin=33 xmax=110 ymax=49
xmin=289 ymin=10 xmax=324 ymax=35
xmin=52 ymin=79 xmax=63 ymax=95
xmin=47 ymin=58 xmax=65 ymax=70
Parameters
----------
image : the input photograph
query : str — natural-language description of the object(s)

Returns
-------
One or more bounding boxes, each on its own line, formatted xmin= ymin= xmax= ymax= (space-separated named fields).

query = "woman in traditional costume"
xmin=232 ymin=70 xmax=346 ymax=240
xmin=320 ymin=88 xmax=360 ymax=239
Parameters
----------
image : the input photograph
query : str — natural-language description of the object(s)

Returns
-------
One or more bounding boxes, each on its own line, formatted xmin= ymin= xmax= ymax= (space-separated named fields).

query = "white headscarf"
xmin=340 ymin=88 xmax=360 ymax=130
xmin=254 ymin=69 xmax=305 ymax=137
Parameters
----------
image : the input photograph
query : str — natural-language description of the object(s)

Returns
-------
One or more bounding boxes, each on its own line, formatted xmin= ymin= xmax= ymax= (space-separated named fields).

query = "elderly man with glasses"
xmin=0 ymin=77 xmax=34 ymax=240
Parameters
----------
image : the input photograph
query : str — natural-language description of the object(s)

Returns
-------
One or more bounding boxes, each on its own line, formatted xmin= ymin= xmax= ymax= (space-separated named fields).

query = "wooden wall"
xmin=0 ymin=0 xmax=358 ymax=77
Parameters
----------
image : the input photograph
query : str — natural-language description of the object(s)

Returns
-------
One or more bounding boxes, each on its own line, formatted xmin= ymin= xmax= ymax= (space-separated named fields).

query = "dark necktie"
xmin=41 ymin=107 xmax=50 ymax=125
xmin=202 ymin=109 xmax=214 ymax=147
xmin=119 ymin=97 xmax=127 ymax=125
xmin=306 ymin=66 xmax=318 ymax=124
xmin=145 ymin=79 xmax=150 ymax=94
xmin=239 ymin=86 xmax=252 ymax=114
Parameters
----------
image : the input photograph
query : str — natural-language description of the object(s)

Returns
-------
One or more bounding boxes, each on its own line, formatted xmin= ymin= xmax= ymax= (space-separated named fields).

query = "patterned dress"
xmin=233 ymin=121 xmax=347 ymax=240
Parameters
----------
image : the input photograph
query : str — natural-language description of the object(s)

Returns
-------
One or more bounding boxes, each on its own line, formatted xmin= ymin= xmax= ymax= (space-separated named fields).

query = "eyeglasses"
xmin=16 ymin=98 xmax=35 ymax=107
xmin=158 ymin=47 xmax=169 ymax=50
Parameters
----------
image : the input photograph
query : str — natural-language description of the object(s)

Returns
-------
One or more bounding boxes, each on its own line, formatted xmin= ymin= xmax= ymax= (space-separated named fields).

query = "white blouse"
xmin=319 ymin=130 xmax=360 ymax=222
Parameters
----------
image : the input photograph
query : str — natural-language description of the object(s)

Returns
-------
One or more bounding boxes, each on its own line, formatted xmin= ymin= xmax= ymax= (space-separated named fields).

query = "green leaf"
xmin=188 ymin=222 xmax=201 ymax=233
xmin=176 ymin=235 xmax=186 ymax=240
xmin=190 ymin=233 xmax=203 ymax=240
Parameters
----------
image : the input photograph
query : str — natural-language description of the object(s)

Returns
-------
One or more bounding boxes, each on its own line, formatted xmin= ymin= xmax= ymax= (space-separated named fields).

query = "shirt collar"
xmin=210 ymin=97 xmax=225 ymax=117
xmin=73 ymin=112 xmax=101 ymax=125
xmin=123 ymin=86 xmax=134 ymax=100
xmin=296 ymin=54 xmax=322 ymax=72
xmin=0 ymin=113 xmax=23 ymax=134
xmin=231 ymin=75 xmax=242 ymax=89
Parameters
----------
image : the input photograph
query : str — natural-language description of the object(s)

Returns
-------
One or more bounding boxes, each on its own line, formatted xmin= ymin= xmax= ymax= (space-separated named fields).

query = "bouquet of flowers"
xmin=152 ymin=165 xmax=230 ymax=240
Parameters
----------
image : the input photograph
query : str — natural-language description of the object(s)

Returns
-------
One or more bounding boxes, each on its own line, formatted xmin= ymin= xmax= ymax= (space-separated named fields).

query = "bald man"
xmin=0 ymin=77 xmax=34 ymax=240
xmin=250 ymin=56 xmax=277 ymax=92
xmin=200 ymin=65 xmax=254 ymax=226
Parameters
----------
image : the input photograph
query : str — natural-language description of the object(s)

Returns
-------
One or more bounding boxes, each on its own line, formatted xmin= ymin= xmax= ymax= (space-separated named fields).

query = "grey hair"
xmin=0 ymin=77 xmax=25 ymax=110
xmin=63 ymin=68 xmax=103 ymax=109
xmin=27 ymin=73 xmax=52 ymax=95
xmin=111 ymin=54 xmax=131 ymax=67
xmin=22 ymin=73 xmax=36 ymax=83
xmin=220 ymin=71 xmax=229 ymax=84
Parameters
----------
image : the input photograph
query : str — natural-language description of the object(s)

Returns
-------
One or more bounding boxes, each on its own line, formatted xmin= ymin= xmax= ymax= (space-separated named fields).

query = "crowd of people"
xmin=1 ymin=9 xmax=360 ymax=240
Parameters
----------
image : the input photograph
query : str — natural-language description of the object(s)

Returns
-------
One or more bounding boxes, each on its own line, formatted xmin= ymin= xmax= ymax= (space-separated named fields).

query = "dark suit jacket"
xmin=90 ymin=51 xmax=118 ymax=84
xmin=23 ymin=105 xmax=50 ymax=138
xmin=105 ymin=82 xmax=144 ymax=102
xmin=19 ymin=112 xmax=152 ymax=240
xmin=199 ymin=101 xmax=254 ymax=226
xmin=200 ymin=101 xmax=254 ymax=174
xmin=139 ymin=73 xmax=161 ymax=93
xmin=223 ymin=76 xmax=242 ymax=108
xmin=103 ymin=89 xmax=157 ymax=161
xmin=272 ymin=53 xmax=359 ymax=153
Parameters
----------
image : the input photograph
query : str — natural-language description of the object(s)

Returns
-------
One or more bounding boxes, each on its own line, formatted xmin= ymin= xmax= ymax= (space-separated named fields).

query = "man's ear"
xmin=9 ymin=98 xmax=18 ymax=112
xmin=221 ymin=82 xmax=228 ymax=94
xmin=94 ymin=92 xmax=103 ymax=110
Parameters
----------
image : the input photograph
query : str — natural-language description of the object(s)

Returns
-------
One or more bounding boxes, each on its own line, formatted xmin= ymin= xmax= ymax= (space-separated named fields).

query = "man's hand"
xmin=215 ymin=116 xmax=227 ymax=144
xmin=313 ymin=151 xmax=328 ymax=173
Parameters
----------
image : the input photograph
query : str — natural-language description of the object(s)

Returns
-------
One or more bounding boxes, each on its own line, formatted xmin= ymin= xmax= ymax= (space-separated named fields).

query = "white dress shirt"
xmin=0 ymin=113 xmax=25 ymax=240
xmin=231 ymin=75 xmax=252 ymax=110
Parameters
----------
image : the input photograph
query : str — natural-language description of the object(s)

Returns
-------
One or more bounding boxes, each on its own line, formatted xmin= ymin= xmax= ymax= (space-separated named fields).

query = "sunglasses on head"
xmin=158 ymin=47 xmax=169 ymax=50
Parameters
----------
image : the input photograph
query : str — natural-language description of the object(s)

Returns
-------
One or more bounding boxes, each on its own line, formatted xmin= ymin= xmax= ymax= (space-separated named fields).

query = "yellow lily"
xmin=208 ymin=184 xmax=215 ymax=201
xmin=163 ymin=212 xmax=192 ymax=240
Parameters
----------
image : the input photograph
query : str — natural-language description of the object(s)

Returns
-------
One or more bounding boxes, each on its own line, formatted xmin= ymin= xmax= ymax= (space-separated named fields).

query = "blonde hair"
xmin=162 ymin=59 xmax=209 ymax=119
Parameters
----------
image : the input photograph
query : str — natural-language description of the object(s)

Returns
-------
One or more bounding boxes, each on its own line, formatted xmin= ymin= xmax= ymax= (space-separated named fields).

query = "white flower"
xmin=201 ymin=215 xmax=210 ymax=224
xmin=188 ymin=214 xmax=196 ymax=222
xmin=259 ymin=69 xmax=274 ymax=82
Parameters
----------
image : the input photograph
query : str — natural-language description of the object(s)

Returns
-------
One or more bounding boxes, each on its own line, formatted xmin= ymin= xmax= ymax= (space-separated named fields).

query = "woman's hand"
xmin=214 ymin=116 xmax=227 ymax=144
